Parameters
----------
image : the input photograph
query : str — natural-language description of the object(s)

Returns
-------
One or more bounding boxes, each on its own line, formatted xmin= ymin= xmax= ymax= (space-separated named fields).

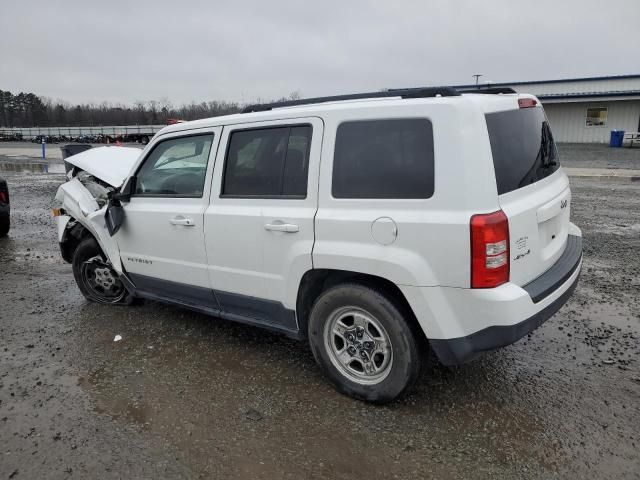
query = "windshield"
xmin=485 ymin=106 xmax=560 ymax=195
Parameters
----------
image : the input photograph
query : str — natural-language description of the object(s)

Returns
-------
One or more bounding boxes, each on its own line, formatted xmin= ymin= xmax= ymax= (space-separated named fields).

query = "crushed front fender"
xmin=55 ymin=179 xmax=123 ymax=273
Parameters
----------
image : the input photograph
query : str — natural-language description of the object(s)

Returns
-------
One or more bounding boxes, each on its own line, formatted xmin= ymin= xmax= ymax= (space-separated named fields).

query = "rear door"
xmin=485 ymin=103 xmax=570 ymax=286
xmin=204 ymin=118 xmax=322 ymax=331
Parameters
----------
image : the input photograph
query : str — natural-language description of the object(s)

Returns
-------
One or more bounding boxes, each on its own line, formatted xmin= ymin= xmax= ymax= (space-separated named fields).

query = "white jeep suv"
xmin=54 ymin=87 xmax=582 ymax=402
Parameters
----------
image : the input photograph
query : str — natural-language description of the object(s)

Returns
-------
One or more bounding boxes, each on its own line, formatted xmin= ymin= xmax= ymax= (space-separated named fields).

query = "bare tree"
xmin=0 ymin=88 xmax=302 ymax=128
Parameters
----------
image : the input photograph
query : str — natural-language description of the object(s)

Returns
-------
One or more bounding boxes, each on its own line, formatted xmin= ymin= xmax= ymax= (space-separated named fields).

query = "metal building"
xmin=458 ymin=74 xmax=640 ymax=143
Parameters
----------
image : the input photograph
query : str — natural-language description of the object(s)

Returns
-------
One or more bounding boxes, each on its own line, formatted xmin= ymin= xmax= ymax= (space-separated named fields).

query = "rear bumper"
xmin=401 ymin=230 xmax=582 ymax=366
xmin=522 ymin=234 xmax=582 ymax=303
xmin=429 ymin=270 xmax=579 ymax=365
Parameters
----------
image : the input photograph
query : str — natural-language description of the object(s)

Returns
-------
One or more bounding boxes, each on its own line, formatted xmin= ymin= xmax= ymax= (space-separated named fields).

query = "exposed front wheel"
xmin=72 ymin=238 xmax=135 ymax=305
xmin=308 ymin=283 xmax=421 ymax=403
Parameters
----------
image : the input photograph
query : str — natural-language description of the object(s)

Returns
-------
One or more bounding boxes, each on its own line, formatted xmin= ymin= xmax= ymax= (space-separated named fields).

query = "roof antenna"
xmin=472 ymin=74 xmax=483 ymax=85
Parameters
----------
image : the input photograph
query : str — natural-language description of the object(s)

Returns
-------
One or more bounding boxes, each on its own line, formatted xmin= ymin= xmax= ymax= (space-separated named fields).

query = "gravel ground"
xmin=558 ymin=143 xmax=640 ymax=170
xmin=0 ymin=162 xmax=639 ymax=478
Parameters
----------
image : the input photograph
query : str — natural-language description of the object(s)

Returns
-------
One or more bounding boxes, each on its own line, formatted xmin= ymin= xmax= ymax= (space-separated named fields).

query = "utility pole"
xmin=472 ymin=74 xmax=482 ymax=85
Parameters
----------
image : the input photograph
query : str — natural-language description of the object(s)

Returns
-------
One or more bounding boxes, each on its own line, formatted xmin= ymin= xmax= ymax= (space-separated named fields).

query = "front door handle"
xmin=170 ymin=216 xmax=195 ymax=226
xmin=264 ymin=222 xmax=299 ymax=233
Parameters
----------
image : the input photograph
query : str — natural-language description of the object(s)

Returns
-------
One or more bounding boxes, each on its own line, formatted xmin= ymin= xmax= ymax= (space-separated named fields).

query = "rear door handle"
xmin=264 ymin=222 xmax=299 ymax=233
xmin=170 ymin=216 xmax=195 ymax=226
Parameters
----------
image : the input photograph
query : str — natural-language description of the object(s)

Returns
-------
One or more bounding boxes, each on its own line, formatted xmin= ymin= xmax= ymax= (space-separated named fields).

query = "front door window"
xmin=135 ymin=134 xmax=214 ymax=197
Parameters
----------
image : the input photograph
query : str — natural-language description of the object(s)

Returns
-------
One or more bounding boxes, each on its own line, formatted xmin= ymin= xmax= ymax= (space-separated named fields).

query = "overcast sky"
xmin=1 ymin=0 xmax=638 ymax=106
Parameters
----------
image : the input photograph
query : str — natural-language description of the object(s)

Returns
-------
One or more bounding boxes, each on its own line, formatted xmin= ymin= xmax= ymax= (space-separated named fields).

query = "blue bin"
xmin=609 ymin=130 xmax=625 ymax=147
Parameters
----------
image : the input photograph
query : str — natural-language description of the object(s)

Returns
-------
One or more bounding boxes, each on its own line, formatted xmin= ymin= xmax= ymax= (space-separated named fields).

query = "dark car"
xmin=0 ymin=177 xmax=9 ymax=237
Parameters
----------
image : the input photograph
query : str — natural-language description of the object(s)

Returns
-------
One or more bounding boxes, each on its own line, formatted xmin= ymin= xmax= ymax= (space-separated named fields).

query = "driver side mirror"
xmin=105 ymin=177 xmax=134 ymax=236
xmin=105 ymin=199 xmax=125 ymax=236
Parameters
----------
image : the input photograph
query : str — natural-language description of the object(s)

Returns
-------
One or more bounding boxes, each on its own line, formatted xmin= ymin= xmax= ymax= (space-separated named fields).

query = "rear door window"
xmin=222 ymin=125 xmax=312 ymax=198
xmin=332 ymin=119 xmax=434 ymax=199
xmin=485 ymin=107 xmax=560 ymax=195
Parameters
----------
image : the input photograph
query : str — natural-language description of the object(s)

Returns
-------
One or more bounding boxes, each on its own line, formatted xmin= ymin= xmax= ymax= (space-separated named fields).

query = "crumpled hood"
xmin=64 ymin=146 xmax=142 ymax=187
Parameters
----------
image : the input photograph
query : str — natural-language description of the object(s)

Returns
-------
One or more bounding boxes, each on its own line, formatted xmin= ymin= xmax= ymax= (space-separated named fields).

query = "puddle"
xmin=0 ymin=161 xmax=65 ymax=174
xmin=79 ymin=367 xmax=150 ymax=425
xmin=573 ymin=284 xmax=640 ymax=329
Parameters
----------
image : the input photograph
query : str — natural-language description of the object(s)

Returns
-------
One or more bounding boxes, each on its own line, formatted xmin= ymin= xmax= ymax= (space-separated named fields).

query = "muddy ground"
xmin=1 ymin=164 xmax=639 ymax=478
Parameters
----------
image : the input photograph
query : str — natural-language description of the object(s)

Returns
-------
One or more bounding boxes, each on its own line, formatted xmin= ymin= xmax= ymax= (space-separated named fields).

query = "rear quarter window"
xmin=485 ymin=107 xmax=560 ymax=195
xmin=332 ymin=118 xmax=434 ymax=199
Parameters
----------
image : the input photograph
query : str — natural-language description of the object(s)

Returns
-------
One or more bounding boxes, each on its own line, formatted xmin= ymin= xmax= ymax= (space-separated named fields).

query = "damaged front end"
xmin=53 ymin=146 xmax=141 ymax=272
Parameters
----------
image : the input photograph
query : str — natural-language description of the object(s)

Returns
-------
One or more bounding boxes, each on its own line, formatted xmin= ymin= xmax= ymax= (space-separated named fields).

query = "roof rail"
xmin=457 ymin=87 xmax=517 ymax=94
xmin=241 ymin=87 xmax=460 ymax=113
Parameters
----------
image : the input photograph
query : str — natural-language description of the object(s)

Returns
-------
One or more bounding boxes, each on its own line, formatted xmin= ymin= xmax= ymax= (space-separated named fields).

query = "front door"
xmin=115 ymin=127 xmax=221 ymax=307
xmin=204 ymin=118 xmax=322 ymax=332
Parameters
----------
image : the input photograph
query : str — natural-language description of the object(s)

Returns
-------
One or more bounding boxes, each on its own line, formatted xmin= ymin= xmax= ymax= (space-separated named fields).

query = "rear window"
xmin=332 ymin=119 xmax=434 ymax=199
xmin=485 ymin=107 xmax=559 ymax=195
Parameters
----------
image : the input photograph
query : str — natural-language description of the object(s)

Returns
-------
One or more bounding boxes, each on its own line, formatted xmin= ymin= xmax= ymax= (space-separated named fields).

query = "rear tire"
xmin=0 ymin=211 xmax=9 ymax=237
xmin=72 ymin=238 xmax=135 ymax=305
xmin=308 ymin=283 xmax=421 ymax=403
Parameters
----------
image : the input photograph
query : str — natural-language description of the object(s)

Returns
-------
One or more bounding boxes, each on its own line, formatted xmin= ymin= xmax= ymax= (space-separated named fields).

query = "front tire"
xmin=308 ymin=283 xmax=421 ymax=403
xmin=72 ymin=238 xmax=134 ymax=305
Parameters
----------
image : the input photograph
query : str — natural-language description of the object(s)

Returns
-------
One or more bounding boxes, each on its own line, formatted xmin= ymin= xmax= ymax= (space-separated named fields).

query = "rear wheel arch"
xmin=296 ymin=269 xmax=427 ymax=345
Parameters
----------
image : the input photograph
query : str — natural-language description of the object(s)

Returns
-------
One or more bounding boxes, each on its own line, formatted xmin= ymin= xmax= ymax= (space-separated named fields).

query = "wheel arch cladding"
xmin=296 ymin=269 xmax=427 ymax=345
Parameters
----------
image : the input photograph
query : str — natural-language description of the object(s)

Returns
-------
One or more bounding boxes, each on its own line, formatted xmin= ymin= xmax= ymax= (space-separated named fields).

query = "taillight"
xmin=470 ymin=210 xmax=509 ymax=288
xmin=0 ymin=191 xmax=7 ymax=204
xmin=518 ymin=98 xmax=537 ymax=108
